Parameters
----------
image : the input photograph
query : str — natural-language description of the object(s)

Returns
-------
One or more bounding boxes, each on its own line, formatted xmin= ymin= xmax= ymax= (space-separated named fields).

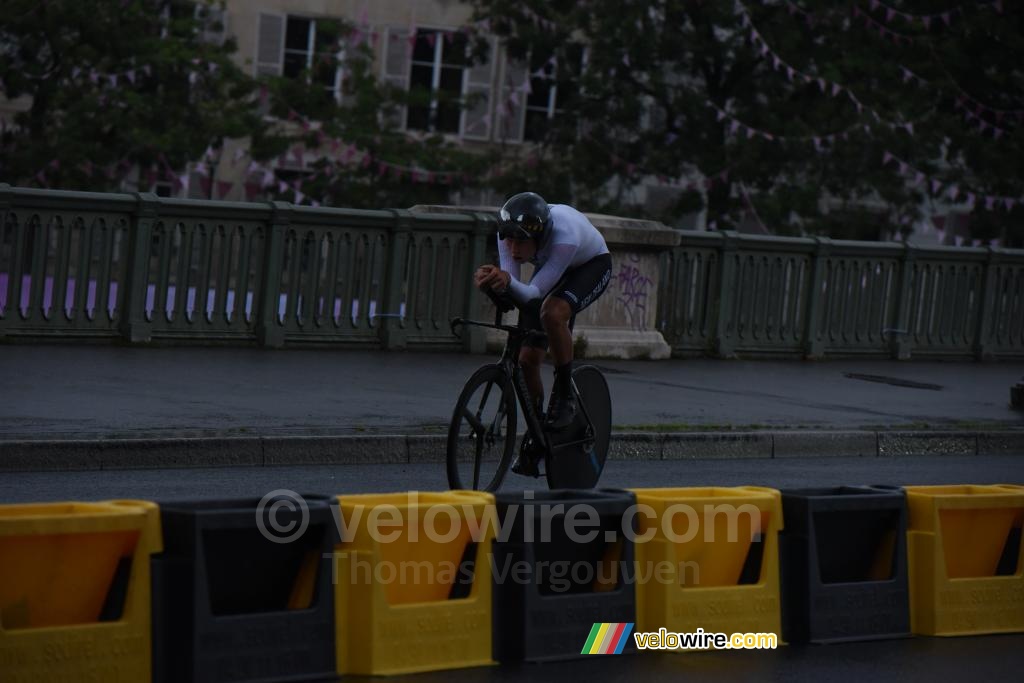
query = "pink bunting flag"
xmin=216 ymin=181 xmax=233 ymax=199
xmin=886 ymin=9 xmax=896 ymax=22
xmin=915 ymin=172 xmax=925 ymax=185
xmin=772 ymin=56 xmax=782 ymax=70
xmin=277 ymin=181 xmax=289 ymax=193
xmin=294 ymin=190 xmax=304 ymax=204
xmin=985 ymin=196 xmax=996 ymax=210
xmin=942 ymin=12 xmax=952 ymax=26
xmin=966 ymin=192 xmax=976 ymax=204
xmin=930 ymin=180 xmax=942 ymax=193
xmin=1007 ymin=199 xmax=1017 ymax=211
xmin=198 ymin=177 xmax=213 ymax=197
xmin=898 ymin=162 xmax=909 ymax=174
xmin=786 ymin=67 xmax=795 ymax=81
xmin=813 ymin=137 xmax=823 ymax=151
xmin=870 ymin=0 xmax=880 ymax=10
xmin=994 ymin=129 xmax=1004 ymax=140
xmin=832 ymin=83 xmax=842 ymax=96
xmin=729 ymin=120 xmax=740 ymax=134
xmin=262 ymin=169 xmax=275 ymax=188
xmin=818 ymin=78 xmax=826 ymax=93
xmin=947 ymin=184 xmax=959 ymax=200
xmin=716 ymin=109 xmax=726 ymax=122
xmin=292 ymin=147 xmax=304 ymax=166
xmin=923 ymin=16 xmax=932 ymax=29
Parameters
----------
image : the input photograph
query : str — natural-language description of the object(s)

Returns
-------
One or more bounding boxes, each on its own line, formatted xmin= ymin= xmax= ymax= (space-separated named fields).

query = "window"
xmin=500 ymin=44 xmax=586 ymax=143
xmin=256 ymin=14 xmax=343 ymax=101
xmin=406 ymin=29 xmax=469 ymax=134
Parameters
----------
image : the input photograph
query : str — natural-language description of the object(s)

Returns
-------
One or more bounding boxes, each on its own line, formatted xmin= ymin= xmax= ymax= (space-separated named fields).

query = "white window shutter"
xmin=497 ymin=52 xmax=527 ymax=143
xmin=256 ymin=13 xmax=284 ymax=77
xmin=195 ymin=2 xmax=228 ymax=46
xmin=461 ymin=37 xmax=496 ymax=141
xmin=381 ymin=27 xmax=411 ymax=131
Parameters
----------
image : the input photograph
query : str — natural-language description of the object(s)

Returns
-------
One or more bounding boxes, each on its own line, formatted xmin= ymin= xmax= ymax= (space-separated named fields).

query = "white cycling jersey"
xmin=498 ymin=204 xmax=610 ymax=303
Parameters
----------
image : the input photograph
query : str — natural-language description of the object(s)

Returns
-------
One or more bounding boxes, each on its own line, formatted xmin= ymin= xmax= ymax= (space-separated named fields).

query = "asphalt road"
xmin=2 ymin=346 xmax=1021 ymax=440
xmin=2 ymin=455 xmax=1022 ymax=503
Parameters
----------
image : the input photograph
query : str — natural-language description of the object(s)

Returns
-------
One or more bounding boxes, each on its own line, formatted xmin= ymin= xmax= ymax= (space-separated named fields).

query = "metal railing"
xmin=658 ymin=232 xmax=1024 ymax=359
xmin=2 ymin=184 xmax=1022 ymax=358
xmin=0 ymin=185 xmax=491 ymax=351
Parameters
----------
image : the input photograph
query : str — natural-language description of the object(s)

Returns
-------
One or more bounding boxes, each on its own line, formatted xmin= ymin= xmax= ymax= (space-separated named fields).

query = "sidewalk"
xmin=1 ymin=345 xmax=1022 ymax=470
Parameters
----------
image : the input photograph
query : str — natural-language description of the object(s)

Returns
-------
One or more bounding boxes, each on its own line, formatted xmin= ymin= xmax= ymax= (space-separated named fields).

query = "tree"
xmin=0 ymin=0 xmax=270 ymax=192
xmin=467 ymin=0 xmax=1023 ymax=242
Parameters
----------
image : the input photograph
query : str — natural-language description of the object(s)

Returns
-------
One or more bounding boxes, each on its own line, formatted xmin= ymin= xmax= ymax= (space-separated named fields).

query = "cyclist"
xmin=473 ymin=191 xmax=612 ymax=476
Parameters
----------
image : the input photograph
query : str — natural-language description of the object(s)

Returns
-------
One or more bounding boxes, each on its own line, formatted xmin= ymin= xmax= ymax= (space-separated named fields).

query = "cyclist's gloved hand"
xmin=474 ymin=265 xmax=511 ymax=293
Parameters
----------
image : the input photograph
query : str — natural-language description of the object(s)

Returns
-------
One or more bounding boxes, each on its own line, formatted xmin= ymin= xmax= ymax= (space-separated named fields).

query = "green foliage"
xmin=468 ymin=0 xmax=1024 ymax=241
xmin=0 ymin=0 xmax=263 ymax=190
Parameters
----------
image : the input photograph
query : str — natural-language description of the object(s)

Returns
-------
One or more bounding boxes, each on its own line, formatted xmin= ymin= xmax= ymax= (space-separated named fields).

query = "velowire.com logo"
xmin=581 ymin=623 xmax=635 ymax=655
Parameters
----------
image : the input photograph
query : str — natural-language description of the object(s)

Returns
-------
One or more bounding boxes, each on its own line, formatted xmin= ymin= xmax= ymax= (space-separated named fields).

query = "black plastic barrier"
xmin=779 ymin=486 xmax=910 ymax=644
xmin=491 ymin=490 xmax=637 ymax=663
xmin=151 ymin=496 xmax=339 ymax=683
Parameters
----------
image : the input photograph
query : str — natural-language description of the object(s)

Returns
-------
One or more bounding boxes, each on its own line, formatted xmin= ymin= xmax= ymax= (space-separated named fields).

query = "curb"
xmin=0 ymin=430 xmax=1021 ymax=473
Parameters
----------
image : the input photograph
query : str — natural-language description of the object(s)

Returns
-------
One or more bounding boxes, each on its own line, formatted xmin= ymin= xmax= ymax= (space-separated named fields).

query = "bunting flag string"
xmin=737 ymin=1 xmax=919 ymax=135
xmin=757 ymin=0 xmax=1004 ymax=31
xmin=864 ymin=0 xmax=1004 ymax=30
xmin=740 ymin=0 xmax=1016 ymax=142
xmin=851 ymin=5 xmax=917 ymax=45
xmin=882 ymin=150 xmax=1021 ymax=212
xmin=899 ymin=63 xmax=1022 ymax=136
xmin=707 ymin=99 xmax=881 ymax=149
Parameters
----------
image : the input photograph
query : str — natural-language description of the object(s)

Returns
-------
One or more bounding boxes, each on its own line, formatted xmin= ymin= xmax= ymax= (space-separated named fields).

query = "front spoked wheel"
xmin=447 ymin=365 xmax=518 ymax=492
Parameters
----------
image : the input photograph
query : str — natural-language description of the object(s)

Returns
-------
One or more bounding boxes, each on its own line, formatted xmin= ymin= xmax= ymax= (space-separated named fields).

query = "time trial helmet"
xmin=497 ymin=191 xmax=551 ymax=242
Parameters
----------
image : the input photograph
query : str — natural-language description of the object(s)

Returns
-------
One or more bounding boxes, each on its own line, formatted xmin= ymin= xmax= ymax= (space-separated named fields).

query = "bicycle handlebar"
xmin=449 ymin=287 xmax=520 ymax=339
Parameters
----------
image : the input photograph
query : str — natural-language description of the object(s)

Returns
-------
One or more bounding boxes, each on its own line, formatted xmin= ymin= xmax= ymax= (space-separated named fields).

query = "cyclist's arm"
xmin=496 ymin=238 xmax=522 ymax=283
xmin=506 ymin=242 xmax=578 ymax=303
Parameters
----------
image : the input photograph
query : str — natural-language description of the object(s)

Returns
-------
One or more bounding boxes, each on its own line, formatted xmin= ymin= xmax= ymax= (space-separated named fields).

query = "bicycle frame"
xmin=450 ymin=301 xmax=597 ymax=461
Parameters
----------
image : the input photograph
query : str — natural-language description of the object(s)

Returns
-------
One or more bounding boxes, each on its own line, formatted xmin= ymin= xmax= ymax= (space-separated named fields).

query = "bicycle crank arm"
xmin=549 ymin=438 xmax=596 ymax=451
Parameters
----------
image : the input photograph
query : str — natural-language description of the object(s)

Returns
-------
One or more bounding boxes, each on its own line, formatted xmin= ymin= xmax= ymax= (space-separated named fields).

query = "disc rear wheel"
xmin=545 ymin=365 xmax=611 ymax=489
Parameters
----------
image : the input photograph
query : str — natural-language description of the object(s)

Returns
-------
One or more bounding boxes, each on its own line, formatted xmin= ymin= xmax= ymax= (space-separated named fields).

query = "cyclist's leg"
xmin=512 ymin=301 xmax=548 ymax=476
xmin=516 ymin=298 xmax=547 ymax=413
xmin=542 ymin=253 xmax=613 ymax=429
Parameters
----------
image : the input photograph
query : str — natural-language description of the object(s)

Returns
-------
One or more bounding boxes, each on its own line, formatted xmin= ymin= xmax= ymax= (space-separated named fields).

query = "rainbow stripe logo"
xmin=581 ymin=622 xmax=634 ymax=655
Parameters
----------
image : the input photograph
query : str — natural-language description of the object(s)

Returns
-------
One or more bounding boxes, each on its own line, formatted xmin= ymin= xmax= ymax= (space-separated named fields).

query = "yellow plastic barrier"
xmin=904 ymin=484 xmax=1024 ymax=636
xmin=0 ymin=500 xmax=162 ymax=682
xmin=333 ymin=491 xmax=496 ymax=676
xmin=630 ymin=487 xmax=784 ymax=643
